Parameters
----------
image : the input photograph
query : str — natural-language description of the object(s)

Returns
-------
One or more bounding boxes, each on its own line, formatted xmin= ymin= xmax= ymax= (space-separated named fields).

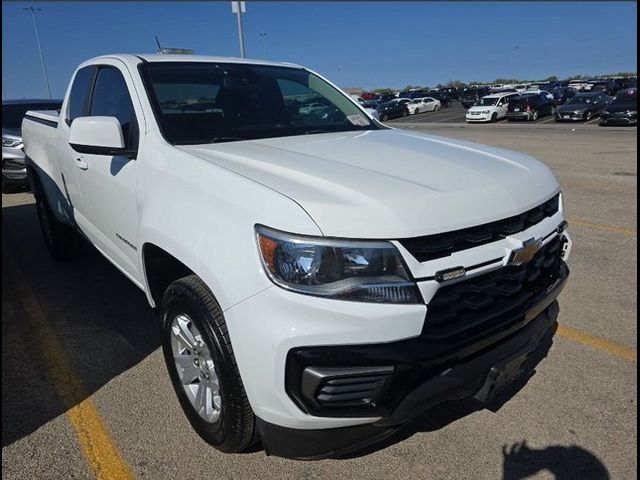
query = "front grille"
xmin=399 ymin=194 xmax=560 ymax=262
xmin=422 ymin=235 xmax=565 ymax=340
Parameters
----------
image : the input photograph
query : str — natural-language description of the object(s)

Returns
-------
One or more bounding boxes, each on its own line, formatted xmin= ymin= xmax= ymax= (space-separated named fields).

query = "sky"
xmin=2 ymin=1 xmax=637 ymax=99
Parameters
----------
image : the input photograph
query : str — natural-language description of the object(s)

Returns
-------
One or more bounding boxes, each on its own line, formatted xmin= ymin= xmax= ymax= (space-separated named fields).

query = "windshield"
xmin=611 ymin=93 xmax=637 ymax=106
xmin=139 ymin=62 xmax=378 ymax=145
xmin=566 ymin=96 xmax=592 ymax=105
xmin=477 ymin=97 xmax=499 ymax=106
xmin=2 ymin=103 xmax=62 ymax=130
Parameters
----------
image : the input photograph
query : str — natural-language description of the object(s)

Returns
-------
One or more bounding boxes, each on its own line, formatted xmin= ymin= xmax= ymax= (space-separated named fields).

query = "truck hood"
xmin=178 ymin=129 xmax=559 ymax=238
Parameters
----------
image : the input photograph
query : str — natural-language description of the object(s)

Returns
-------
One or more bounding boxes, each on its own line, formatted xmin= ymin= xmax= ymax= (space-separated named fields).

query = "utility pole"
xmin=231 ymin=1 xmax=246 ymax=58
xmin=24 ymin=6 xmax=52 ymax=99
xmin=259 ymin=32 xmax=268 ymax=59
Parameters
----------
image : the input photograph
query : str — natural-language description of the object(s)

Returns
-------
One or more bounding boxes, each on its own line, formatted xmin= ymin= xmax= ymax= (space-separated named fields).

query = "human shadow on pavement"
xmin=2 ymin=202 xmax=160 ymax=447
xmin=501 ymin=440 xmax=610 ymax=480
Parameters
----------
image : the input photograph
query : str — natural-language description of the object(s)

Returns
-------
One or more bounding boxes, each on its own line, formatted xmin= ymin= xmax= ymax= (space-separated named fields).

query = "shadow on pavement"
xmin=501 ymin=440 xmax=609 ymax=479
xmin=2 ymin=201 xmax=159 ymax=447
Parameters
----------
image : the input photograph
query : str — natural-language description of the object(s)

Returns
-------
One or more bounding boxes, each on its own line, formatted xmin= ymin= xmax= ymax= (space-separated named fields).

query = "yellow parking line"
xmin=557 ymin=325 xmax=637 ymax=362
xmin=4 ymin=252 xmax=135 ymax=480
xmin=569 ymin=217 xmax=636 ymax=237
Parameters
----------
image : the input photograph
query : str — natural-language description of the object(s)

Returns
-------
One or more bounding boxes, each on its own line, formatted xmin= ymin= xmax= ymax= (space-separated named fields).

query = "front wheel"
xmin=434 ymin=105 xmax=440 ymax=111
xmin=380 ymin=113 xmax=388 ymax=121
xmin=530 ymin=110 xmax=539 ymax=121
xmin=161 ymin=275 xmax=256 ymax=453
xmin=491 ymin=112 xmax=498 ymax=122
xmin=585 ymin=111 xmax=592 ymax=121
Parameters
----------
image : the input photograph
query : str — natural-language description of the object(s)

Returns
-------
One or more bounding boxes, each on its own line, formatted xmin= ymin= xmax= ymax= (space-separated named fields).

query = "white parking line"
xmin=537 ymin=117 xmax=556 ymax=124
xmin=585 ymin=118 xmax=600 ymax=125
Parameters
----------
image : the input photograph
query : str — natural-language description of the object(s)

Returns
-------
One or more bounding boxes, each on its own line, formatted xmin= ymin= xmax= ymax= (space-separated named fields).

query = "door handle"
xmin=75 ymin=156 xmax=89 ymax=170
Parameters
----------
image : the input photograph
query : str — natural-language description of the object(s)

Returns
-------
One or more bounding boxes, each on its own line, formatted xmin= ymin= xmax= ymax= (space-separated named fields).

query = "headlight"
xmin=482 ymin=110 xmax=490 ymax=114
xmin=255 ymin=225 xmax=420 ymax=304
xmin=2 ymin=136 xmax=21 ymax=148
xmin=628 ymin=110 xmax=637 ymax=115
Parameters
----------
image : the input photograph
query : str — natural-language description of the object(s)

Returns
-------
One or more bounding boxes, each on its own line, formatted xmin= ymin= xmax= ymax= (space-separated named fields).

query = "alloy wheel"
xmin=170 ymin=314 xmax=222 ymax=423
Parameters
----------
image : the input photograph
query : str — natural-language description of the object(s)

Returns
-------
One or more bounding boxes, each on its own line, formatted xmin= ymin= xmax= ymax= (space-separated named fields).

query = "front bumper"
xmin=259 ymin=294 xmax=564 ymax=459
xmin=555 ymin=112 xmax=586 ymax=121
xmin=599 ymin=114 xmax=637 ymax=125
xmin=466 ymin=113 xmax=491 ymax=122
xmin=2 ymin=147 xmax=28 ymax=184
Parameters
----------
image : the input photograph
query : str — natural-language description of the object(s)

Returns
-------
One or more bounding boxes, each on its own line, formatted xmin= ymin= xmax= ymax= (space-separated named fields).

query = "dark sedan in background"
xmin=555 ymin=92 xmax=609 ymax=121
xmin=376 ymin=100 xmax=409 ymax=121
xmin=506 ymin=93 xmax=555 ymax=121
xmin=600 ymin=88 xmax=637 ymax=126
xmin=426 ymin=91 xmax=452 ymax=107
xmin=2 ymin=99 xmax=63 ymax=191
xmin=461 ymin=87 xmax=492 ymax=108
xmin=551 ymin=87 xmax=577 ymax=105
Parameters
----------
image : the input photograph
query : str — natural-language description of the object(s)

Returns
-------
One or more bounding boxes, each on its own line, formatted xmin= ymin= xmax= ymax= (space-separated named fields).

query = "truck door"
xmin=71 ymin=62 xmax=144 ymax=285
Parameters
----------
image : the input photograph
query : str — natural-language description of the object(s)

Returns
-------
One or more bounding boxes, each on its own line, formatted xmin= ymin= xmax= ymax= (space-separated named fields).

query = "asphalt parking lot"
xmin=388 ymin=101 xmax=613 ymax=125
xmin=2 ymin=121 xmax=637 ymax=479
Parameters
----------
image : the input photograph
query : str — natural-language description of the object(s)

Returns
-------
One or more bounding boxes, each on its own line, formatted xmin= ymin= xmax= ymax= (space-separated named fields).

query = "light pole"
xmin=231 ymin=2 xmax=246 ymax=58
xmin=259 ymin=32 xmax=268 ymax=59
xmin=24 ymin=6 xmax=52 ymax=99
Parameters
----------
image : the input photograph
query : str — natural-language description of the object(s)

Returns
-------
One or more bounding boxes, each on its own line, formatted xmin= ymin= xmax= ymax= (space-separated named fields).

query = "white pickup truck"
xmin=22 ymin=54 xmax=571 ymax=459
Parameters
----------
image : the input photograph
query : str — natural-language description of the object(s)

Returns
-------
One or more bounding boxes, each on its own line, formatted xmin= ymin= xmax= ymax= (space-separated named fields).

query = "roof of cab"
xmin=80 ymin=53 xmax=303 ymax=70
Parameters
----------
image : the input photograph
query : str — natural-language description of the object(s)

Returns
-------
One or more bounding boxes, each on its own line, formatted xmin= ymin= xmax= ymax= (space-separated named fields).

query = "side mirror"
xmin=69 ymin=116 xmax=135 ymax=157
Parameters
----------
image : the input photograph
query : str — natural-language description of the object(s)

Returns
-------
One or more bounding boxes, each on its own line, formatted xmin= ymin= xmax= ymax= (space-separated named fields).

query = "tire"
xmin=161 ymin=275 xmax=256 ymax=453
xmin=585 ymin=111 xmax=592 ymax=121
xmin=530 ymin=110 xmax=538 ymax=121
xmin=32 ymin=172 xmax=78 ymax=261
xmin=434 ymin=105 xmax=440 ymax=111
xmin=402 ymin=109 xmax=408 ymax=117
xmin=491 ymin=112 xmax=498 ymax=123
xmin=380 ymin=114 xmax=388 ymax=121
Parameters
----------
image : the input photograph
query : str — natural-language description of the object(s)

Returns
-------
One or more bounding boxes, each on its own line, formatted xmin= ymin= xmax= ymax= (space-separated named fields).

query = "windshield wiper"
xmin=210 ymin=136 xmax=245 ymax=143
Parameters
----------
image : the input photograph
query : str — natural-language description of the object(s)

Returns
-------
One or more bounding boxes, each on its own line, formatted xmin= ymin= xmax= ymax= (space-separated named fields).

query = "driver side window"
xmin=89 ymin=67 xmax=139 ymax=150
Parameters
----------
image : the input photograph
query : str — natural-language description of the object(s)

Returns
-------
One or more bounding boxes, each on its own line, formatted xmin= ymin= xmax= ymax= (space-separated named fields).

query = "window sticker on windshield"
xmin=347 ymin=114 xmax=369 ymax=126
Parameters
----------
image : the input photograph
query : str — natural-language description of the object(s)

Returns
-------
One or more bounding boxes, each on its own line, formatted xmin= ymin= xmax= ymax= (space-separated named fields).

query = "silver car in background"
xmin=2 ymin=99 xmax=62 ymax=191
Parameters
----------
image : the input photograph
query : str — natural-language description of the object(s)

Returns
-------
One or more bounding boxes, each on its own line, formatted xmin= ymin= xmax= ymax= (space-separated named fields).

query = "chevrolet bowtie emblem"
xmin=508 ymin=238 xmax=542 ymax=266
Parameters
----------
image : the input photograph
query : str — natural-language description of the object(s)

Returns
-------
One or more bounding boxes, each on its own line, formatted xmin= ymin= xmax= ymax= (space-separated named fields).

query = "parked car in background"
xmin=584 ymin=80 xmax=618 ymax=96
xmin=555 ymin=92 xmax=609 ymax=121
xmin=461 ymin=87 xmax=491 ymax=108
xmin=507 ymin=93 xmax=555 ymax=121
xmin=466 ymin=92 xmax=520 ymax=122
xmin=551 ymin=87 xmax=577 ymax=105
xmin=377 ymin=100 xmax=409 ymax=120
xmin=523 ymin=89 xmax=554 ymax=102
xmin=2 ymin=99 xmax=63 ymax=191
xmin=398 ymin=89 xmax=431 ymax=100
xmin=568 ymin=79 xmax=590 ymax=92
xmin=439 ymin=87 xmax=460 ymax=99
xmin=426 ymin=91 xmax=452 ymax=108
xmin=599 ymin=88 xmax=637 ymax=126
xmin=513 ymin=84 xmax=530 ymax=93
xmin=408 ymin=97 xmax=440 ymax=114
xmin=551 ymin=81 xmax=569 ymax=89
xmin=363 ymin=93 xmax=395 ymax=109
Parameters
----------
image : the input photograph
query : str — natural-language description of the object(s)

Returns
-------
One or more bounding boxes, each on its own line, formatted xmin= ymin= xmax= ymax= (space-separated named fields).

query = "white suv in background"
xmin=466 ymin=92 xmax=520 ymax=122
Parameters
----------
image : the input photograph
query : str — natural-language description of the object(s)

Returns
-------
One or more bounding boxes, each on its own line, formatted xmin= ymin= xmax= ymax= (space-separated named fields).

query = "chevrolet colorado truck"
xmin=22 ymin=54 xmax=571 ymax=459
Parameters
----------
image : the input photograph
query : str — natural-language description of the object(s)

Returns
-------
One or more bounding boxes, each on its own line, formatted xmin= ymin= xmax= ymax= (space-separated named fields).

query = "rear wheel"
xmin=161 ymin=275 xmax=256 ymax=453
xmin=530 ymin=110 xmax=538 ymax=121
xmin=32 ymin=173 xmax=78 ymax=260
xmin=434 ymin=105 xmax=440 ymax=111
